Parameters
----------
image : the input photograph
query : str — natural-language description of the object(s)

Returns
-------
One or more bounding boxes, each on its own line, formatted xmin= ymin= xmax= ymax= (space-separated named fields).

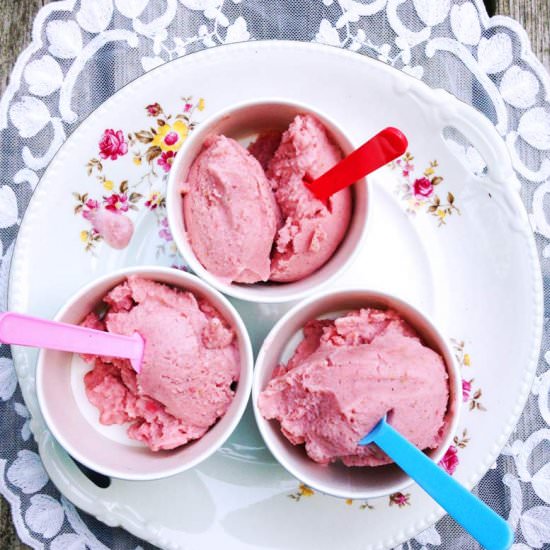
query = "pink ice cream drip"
xmin=85 ymin=207 xmax=134 ymax=249
xmin=82 ymin=276 xmax=240 ymax=451
xmin=258 ymin=308 xmax=449 ymax=466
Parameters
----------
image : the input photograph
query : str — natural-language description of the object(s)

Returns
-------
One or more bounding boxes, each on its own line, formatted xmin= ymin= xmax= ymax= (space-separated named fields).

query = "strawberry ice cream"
xmin=247 ymin=131 xmax=282 ymax=171
xmin=266 ymin=114 xmax=352 ymax=282
xmin=182 ymin=135 xmax=280 ymax=284
xmin=86 ymin=208 xmax=134 ymax=249
xmin=82 ymin=276 xmax=240 ymax=451
xmin=258 ymin=308 xmax=449 ymax=466
xmin=180 ymin=114 xmax=352 ymax=285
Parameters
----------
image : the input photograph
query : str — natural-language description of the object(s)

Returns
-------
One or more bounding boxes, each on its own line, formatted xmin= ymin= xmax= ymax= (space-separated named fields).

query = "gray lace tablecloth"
xmin=1 ymin=1 xmax=550 ymax=548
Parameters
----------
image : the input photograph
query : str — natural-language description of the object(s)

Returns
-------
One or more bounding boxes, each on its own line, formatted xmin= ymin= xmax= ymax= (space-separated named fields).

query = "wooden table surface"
xmin=1 ymin=1 xmax=548 ymax=548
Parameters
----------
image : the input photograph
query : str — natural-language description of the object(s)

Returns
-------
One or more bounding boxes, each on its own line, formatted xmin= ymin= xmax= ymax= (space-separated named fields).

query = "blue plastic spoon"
xmin=359 ymin=417 xmax=513 ymax=550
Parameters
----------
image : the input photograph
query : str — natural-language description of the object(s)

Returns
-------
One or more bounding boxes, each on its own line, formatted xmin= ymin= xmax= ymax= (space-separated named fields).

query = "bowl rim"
xmin=166 ymin=96 xmax=369 ymax=303
xmin=35 ymin=265 xmax=254 ymax=481
xmin=252 ymin=287 xmax=462 ymax=500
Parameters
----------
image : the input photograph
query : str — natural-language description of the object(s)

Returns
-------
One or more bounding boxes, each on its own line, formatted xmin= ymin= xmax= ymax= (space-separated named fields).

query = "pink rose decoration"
xmin=145 ymin=191 xmax=162 ymax=210
xmin=402 ymin=161 xmax=413 ymax=177
xmin=82 ymin=199 xmax=99 ymax=221
xmin=99 ymin=129 xmax=128 ymax=160
xmin=462 ymin=379 xmax=472 ymax=402
xmin=158 ymin=217 xmax=172 ymax=241
xmin=389 ymin=492 xmax=410 ymax=507
xmin=164 ymin=132 xmax=179 ymax=146
xmin=104 ymin=193 xmax=129 ymax=213
xmin=158 ymin=150 xmax=176 ymax=172
xmin=146 ymin=102 xmax=161 ymax=116
xmin=439 ymin=445 xmax=459 ymax=475
xmin=413 ymin=177 xmax=434 ymax=198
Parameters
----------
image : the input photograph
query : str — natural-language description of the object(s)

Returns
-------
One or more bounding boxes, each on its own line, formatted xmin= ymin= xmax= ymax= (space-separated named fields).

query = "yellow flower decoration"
xmin=436 ymin=209 xmax=446 ymax=220
xmin=103 ymin=179 xmax=114 ymax=191
xmin=152 ymin=120 xmax=189 ymax=152
xmin=145 ymin=191 xmax=162 ymax=209
xmin=463 ymin=353 xmax=471 ymax=366
xmin=198 ymin=97 xmax=205 ymax=111
xmin=298 ymin=484 xmax=314 ymax=497
xmin=424 ymin=166 xmax=435 ymax=176
xmin=345 ymin=499 xmax=353 ymax=506
xmin=133 ymin=156 xmax=142 ymax=166
xmin=80 ymin=230 xmax=88 ymax=242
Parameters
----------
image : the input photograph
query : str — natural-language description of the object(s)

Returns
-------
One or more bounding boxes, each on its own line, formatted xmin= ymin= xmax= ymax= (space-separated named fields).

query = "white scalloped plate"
xmin=8 ymin=42 xmax=542 ymax=550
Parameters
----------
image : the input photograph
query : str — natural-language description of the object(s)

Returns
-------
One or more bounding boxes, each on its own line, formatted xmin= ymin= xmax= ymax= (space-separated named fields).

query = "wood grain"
xmin=497 ymin=0 xmax=550 ymax=70
xmin=0 ymin=0 xmax=49 ymax=94
xmin=0 ymin=2 xmax=49 ymax=545
xmin=0 ymin=1 xmax=548 ymax=549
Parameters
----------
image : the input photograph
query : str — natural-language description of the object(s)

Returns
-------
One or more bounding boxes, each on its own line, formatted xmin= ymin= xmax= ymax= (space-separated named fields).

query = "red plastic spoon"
xmin=304 ymin=127 xmax=408 ymax=202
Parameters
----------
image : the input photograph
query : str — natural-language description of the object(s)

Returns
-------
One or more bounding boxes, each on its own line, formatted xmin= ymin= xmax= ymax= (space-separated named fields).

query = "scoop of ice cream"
xmin=267 ymin=114 xmax=352 ymax=283
xmin=247 ymin=131 xmax=282 ymax=171
xmin=87 ymin=208 xmax=134 ymax=249
xmin=83 ymin=276 xmax=240 ymax=451
xmin=258 ymin=308 xmax=449 ymax=466
xmin=182 ymin=135 xmax=280 ymax=284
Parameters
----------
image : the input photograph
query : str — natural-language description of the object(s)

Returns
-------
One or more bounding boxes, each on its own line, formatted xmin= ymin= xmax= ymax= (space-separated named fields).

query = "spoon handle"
xmin=0 ymin=312 xmax=144 ymax=373
xmin=305 ymin=127 xmax=408 ymax=202
xmin=364 ymin=420 xmax=512 ymax=550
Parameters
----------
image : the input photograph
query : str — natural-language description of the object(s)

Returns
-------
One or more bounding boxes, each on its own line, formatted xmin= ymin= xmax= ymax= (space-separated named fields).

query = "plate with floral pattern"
xmin=8 ymin=41 xmax=542 ymax=550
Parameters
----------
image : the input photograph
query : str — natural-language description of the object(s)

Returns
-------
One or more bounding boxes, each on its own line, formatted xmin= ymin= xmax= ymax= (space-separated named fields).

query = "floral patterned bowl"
xmin=166 ymin=98 xmax=369 ymax=303
xmin=252 ymin=288 xmax=461 ymax=500
xmin=35 ymin=266 xmax=254 ymax=481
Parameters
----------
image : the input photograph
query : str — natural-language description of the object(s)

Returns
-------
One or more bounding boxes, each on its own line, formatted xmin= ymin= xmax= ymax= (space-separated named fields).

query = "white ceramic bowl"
xmin=252 ymin=289 xmax=461 ymax=500
xmin=166 ymin=98 xmax=369 ymax=303
xmin=36 ymin=266 xmax=254 ymax=481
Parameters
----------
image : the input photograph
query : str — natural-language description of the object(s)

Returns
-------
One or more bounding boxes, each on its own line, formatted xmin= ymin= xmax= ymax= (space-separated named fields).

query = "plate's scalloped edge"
xmin=7 ymin=41 xmax=545 ymax=550
xmin=2 ymin=1 xmax=549 ymax=130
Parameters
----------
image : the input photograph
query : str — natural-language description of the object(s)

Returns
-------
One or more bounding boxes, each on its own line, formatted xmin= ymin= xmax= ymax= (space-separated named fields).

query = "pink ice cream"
xmin=87 ymin=208 xmax=134 ymax=249
xmin=82 ymin=276 xmax=240 ymax=451
xmin=182 ymin=135 xmax=280 ymax=283
xmin=258 ymin=308 xmax=449 ymax=466
xmin=181 ymin=114 xmax=352 ymax=285
xmin=266 ymin=114 xmax=352 ymax=283
xmin=247 ymin=131 xmax=282 ymax=171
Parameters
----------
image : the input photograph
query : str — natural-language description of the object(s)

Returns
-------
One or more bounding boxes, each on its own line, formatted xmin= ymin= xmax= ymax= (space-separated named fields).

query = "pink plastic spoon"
xmin=0 ymin=312 xmax=144 ymax=373
xmin=304 ymin=127 xmax=408 ymax=202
